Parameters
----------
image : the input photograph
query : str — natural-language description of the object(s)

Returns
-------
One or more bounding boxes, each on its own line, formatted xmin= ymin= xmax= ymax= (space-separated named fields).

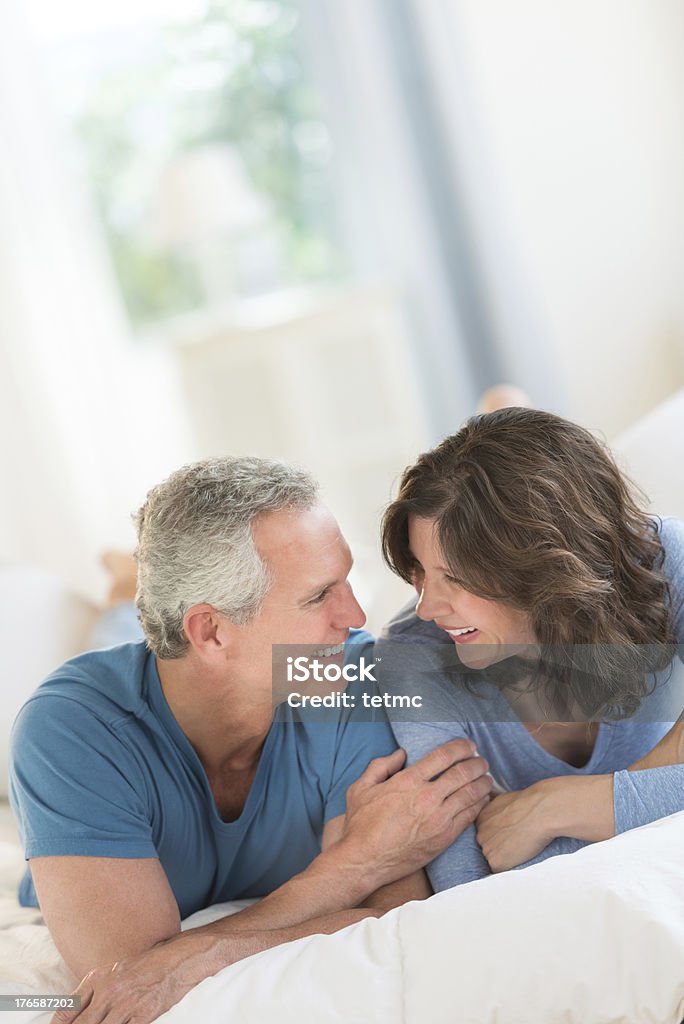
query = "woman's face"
xmin=408 ymin=516 xmax=537 ymax=669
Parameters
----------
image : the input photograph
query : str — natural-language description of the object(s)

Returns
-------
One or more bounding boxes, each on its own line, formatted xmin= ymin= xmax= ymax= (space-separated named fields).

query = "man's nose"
xmin=334 ymin=583 xmax=366 ymax=629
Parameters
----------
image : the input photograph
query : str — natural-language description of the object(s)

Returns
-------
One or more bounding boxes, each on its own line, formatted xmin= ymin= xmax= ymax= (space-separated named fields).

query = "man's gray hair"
xmin=134 ymin=456 xmax=319 ymax=659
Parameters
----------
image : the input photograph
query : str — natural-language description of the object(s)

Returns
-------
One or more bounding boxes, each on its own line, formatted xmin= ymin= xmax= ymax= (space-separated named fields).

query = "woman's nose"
xmin=415 ymin=579 xmax=452 ymax=621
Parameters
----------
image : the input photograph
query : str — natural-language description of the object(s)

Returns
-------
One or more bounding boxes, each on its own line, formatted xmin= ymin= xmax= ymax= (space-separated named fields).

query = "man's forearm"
xmin=179 ymin=906 xmax=379 ymax=977
xmin=61 ymin=906 xmax=380 ymax=1024
xmin=197 ymin=834 xmax=377 ymax=939
xmin=144 ymin=834 xmax=396 ymax=988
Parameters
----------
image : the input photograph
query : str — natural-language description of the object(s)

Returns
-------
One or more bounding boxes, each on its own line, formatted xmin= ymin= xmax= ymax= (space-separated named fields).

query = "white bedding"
xmin=2 ymin=813 xmax=684 ymax=1024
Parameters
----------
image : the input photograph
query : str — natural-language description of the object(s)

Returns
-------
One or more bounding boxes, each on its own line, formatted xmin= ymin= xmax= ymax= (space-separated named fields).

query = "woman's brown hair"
xmin=382 ymin=408 xmax=676 ymax=718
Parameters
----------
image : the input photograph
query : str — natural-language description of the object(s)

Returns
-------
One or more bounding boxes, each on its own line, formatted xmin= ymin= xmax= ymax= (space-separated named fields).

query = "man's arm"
xmin=52 ymin=739 xmax=489 ymax=1024
xmin=30 ymin=856 xmax=180 ymax=979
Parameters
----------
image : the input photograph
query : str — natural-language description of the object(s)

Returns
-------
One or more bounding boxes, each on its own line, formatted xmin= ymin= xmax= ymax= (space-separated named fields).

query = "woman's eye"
xmin=444 ymin=574 xmax=460 ymax=585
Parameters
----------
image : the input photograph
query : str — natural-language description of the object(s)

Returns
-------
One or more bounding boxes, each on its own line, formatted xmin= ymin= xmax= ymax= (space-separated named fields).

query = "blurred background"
xmin=2 ymin=0 xmax=684 ymax=629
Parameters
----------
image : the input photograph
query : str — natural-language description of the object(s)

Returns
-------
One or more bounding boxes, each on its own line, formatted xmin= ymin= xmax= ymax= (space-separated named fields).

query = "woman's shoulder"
xmin=655 ymin=516 xmax=684 ymax=584
xmin=654 ymin=516 xmax=684 ymax=641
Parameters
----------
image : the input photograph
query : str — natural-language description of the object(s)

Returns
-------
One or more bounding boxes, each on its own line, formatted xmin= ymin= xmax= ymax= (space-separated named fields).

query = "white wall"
xmin=425 ymin=0 xmax=684 ymax=437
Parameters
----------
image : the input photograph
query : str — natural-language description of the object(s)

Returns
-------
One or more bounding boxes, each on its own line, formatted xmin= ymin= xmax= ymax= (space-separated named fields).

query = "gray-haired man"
xmin=10 ymin=457 xmax=491 ymax=1024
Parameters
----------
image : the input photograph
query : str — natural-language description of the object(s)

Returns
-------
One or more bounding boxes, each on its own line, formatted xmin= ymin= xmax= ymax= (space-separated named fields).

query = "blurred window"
xmin=27 ymin=0 xmax=347 ymax=330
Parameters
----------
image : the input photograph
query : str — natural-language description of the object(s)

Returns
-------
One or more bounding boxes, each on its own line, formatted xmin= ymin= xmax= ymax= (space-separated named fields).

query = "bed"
xmin=2 ymin=797 xmax=684 ymax=1024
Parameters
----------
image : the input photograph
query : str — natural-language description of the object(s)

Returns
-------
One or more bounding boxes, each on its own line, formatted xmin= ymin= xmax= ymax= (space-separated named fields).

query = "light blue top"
xmin=376 ymin=517 xmax=684 ymax=890
xmin=9 ymin=630 xmax=395 ymax=918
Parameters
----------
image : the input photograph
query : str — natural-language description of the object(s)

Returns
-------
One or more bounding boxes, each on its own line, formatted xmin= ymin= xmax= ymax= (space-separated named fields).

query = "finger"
xmin=474 ymin=790 xmax=499 ymax=825
xmin=408 ymin=739 xmax=477 ymax=782
xmin=443 ymin=774 xmax=493 ymax=820
xmin=447 ymin=794 xmax=491 ymax=841
xmin=51 ymin=978 xmax=95 ymax=1024
xmin=474 ymin=817 xmax=491 ymax=843
xmin=354 ymin=748 xmax=407 ymax=791
xmin=431 ymin=757 xmax=490 ymax=802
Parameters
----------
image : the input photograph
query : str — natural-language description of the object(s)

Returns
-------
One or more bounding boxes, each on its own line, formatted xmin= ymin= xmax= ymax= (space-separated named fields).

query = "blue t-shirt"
xmin=376 ymin=516 xmax=684 ymax=890
xmin=10 ymin=630 xmax=396 ymax=918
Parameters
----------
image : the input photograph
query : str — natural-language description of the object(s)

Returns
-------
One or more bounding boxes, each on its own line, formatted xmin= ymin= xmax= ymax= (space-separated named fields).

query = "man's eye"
xmin=309 ymin=589 xmax=329 ymax=605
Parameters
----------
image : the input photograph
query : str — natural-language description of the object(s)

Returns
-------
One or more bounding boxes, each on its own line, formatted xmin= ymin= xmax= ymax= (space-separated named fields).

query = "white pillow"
xmin=612 ymin=387 xmax=684 ymax=520
xmin=158 ymin=812 xmax=684 ymax=1024
xmin=0 ymin=566 xmax=98 ymax=798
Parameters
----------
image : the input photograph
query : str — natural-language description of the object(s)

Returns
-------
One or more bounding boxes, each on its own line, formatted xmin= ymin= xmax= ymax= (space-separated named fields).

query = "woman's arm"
xmin=475 ymin=776 xmax=612 ymax=872
xmin=389 ymin=720 xmax=493 ymax=889
xmin=477 ymin=722 xmax=684 ymax=871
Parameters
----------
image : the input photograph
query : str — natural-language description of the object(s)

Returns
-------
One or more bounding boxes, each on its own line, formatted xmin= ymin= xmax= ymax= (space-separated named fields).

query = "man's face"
xmin=228 ymin=504 xmax=366 ymax=694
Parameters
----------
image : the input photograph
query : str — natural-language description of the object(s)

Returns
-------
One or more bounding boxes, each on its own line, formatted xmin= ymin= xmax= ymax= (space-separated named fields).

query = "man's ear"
xmin=183 ymin=604 xmax=235 ymax=656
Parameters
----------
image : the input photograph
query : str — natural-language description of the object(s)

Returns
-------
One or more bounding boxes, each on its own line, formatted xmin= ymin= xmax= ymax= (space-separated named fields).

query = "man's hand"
xmin=340 ymin=740 xmax=492 ymax=889
xmin=51 ymin=936 xmax=199 ymax=1024
xmin=475 ymin=784 xmax=557 ymax=872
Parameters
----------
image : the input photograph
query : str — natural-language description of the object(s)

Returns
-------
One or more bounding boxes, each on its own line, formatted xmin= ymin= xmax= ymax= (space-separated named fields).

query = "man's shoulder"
xmin=17 ymin=641 xmax=152 ymax=730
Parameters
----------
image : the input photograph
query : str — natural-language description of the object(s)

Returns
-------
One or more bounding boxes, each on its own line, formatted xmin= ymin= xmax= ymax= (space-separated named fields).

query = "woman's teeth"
xmin=447 ymin=627 xmax=477 ymax=637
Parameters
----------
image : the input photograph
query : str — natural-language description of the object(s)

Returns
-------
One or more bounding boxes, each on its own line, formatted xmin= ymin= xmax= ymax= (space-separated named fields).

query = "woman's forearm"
xmin=477 ymin=726 xmax=684 ymax=872
xmin=544 ymin=722 xmax=684 ymax=842
xmin=542 ymin=775 xmax=616 ymax=843
xmin=544 ymin=721 xmax=684 ymax=844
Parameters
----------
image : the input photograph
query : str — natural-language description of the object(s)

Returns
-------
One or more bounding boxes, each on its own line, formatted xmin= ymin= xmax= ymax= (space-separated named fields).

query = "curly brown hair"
xmin=382 ymin=408 xmax=676 ymax=718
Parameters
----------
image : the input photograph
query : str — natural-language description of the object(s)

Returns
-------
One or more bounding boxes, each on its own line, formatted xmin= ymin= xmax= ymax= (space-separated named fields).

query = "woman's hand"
xmin=475 ymin=782 xmax=558 ymax=872
xmin=476 ymin=774 xmax=616 ymax=872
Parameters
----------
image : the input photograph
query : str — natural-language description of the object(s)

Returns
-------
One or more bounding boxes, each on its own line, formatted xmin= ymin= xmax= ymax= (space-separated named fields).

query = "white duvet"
xmin=2 ymin=814 xmax=684 ymax=1024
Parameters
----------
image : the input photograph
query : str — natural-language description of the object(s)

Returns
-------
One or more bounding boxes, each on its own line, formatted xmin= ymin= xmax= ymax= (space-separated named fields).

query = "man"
xmin=9 ymin=457 xmax=491 ymax=1024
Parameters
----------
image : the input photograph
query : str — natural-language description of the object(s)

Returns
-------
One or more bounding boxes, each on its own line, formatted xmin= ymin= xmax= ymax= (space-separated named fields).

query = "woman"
xmin=377 ymin=407 xmax=684 ymax=891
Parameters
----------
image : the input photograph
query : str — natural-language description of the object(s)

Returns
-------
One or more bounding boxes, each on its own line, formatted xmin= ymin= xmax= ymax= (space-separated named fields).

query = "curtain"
xmin=0 ymin=4 xmax=192 ymax=597
xmin=299 ymin=0 xmax=566 ymax=436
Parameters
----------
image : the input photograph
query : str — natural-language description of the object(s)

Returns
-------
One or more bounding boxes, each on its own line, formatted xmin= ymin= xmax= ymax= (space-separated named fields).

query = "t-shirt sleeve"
xmin=373 ymin=623 xmax=492 ymax=890
xmin=323 ymin=636 xmax=398 ymax=822
xmin=613 ymin=766 xmax=684 ymax=832
xmin=9 ymin=693 xmax=157 ymax=860
xmin=390 ymin=719 xmax=491 ymax=891
xmin=608 ymin=518 xmax=684 ymax=832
